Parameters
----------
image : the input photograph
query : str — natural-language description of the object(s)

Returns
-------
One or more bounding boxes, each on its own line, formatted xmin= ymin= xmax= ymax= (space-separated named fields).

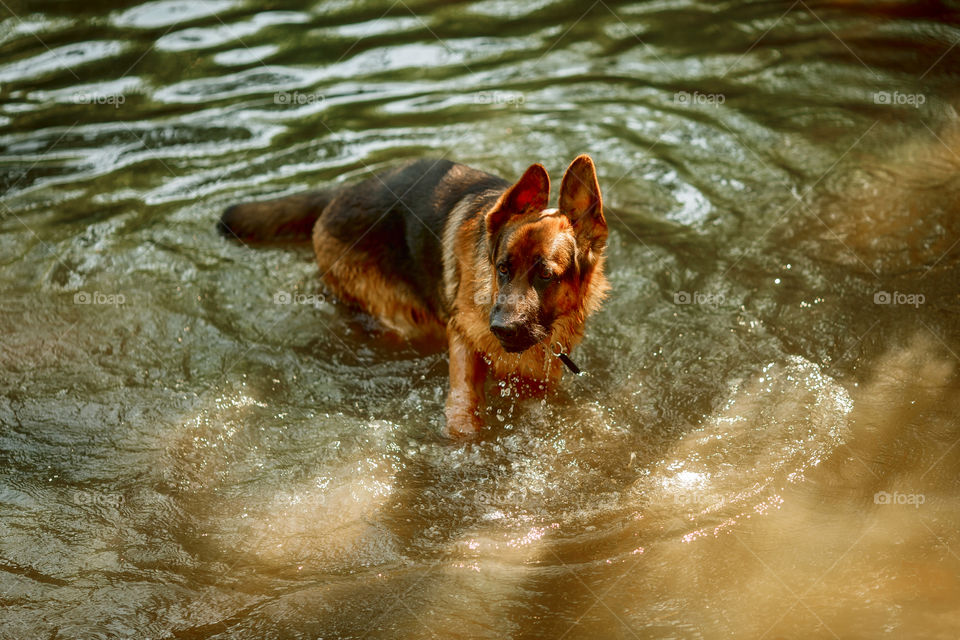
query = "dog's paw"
xmin=443 ymin=406 xmax=483 ymax=438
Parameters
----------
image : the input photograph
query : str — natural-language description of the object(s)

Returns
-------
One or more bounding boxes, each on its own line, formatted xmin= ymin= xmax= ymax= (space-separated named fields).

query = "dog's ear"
xmin=559 ymin=154 xmax=607 ymax=261
xmin=486 ymin=163 xmax=550 ymax=240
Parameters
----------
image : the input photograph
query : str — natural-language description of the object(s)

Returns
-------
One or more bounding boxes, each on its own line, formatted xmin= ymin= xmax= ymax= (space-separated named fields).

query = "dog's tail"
xmin=218 ymin=189 xmax=336 ymax=242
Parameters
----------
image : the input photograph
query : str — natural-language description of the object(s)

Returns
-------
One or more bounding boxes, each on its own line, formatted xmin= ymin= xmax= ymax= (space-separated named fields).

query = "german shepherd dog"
xmin=218 ymin=155 xmax=609 ymax=437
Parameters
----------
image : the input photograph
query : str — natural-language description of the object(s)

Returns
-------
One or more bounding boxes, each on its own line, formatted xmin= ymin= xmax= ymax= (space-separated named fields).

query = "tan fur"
xmin=312 ymin=222 xmax=447 ymax=341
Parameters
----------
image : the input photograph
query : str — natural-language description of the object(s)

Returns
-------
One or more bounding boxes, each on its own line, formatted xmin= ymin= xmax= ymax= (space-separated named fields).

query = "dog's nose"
xmin=490 ymin=319 xmax=522 ymax=341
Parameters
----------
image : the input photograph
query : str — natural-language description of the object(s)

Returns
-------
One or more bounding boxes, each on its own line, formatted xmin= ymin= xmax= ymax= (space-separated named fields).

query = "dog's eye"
xmin=538 ymin=267 xmax=554 ymax=281
xmin=497 ymin=263 xmax=509 ymax=276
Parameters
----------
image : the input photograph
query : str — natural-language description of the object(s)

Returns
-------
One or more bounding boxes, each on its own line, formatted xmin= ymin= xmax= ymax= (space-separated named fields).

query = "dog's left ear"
xmin=486 ymin=163 xmax=550 ymax=240
xmin=559 ymin=155 xmax=607 ymax=262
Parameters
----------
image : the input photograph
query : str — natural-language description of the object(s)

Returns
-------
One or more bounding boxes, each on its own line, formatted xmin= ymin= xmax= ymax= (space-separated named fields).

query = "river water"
xmin=2 ymin=1 xmax=960 ymax=638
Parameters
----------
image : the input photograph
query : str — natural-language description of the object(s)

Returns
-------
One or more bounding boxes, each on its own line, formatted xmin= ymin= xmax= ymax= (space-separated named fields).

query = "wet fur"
xmin=219 ymin=156 xmax=609 ymax=436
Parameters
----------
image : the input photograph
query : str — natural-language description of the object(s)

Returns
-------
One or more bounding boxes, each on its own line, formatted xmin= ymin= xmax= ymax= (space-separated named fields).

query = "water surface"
xmin=3 ymin=1 xmax=960 ymax=638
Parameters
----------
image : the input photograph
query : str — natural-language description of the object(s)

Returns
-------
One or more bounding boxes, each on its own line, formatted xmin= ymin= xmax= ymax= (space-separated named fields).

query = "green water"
xmin=2 ymin=1 xmax=960 ymax=638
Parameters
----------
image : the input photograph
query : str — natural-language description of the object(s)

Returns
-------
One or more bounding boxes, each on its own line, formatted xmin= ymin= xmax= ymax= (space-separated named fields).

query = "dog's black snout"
xmin=490 ymin=318 xmax=522 ymax=341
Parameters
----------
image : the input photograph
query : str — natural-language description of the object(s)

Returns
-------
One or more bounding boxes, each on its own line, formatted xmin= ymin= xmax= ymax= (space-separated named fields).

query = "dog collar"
xmin=552 ymin=342 xmax=582 ymax=375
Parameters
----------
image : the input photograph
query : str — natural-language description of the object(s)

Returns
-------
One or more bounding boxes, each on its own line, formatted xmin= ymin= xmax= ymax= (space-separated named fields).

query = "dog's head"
xmin=484 ymin=155 xmax=608 ymax=353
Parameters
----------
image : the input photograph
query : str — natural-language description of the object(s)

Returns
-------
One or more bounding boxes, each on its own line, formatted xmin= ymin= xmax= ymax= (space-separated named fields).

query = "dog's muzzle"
xmin=490 ymin=319 xmax=543 ymax=353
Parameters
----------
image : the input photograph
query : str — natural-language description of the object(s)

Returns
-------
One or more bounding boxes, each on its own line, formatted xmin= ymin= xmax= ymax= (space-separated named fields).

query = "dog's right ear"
xmin=486 ymin=163 xmax=550 ymax=240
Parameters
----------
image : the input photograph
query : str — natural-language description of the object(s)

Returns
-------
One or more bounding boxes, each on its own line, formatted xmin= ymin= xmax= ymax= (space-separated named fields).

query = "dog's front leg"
xmin=444 ymin=329 xmax=488 ymax=438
